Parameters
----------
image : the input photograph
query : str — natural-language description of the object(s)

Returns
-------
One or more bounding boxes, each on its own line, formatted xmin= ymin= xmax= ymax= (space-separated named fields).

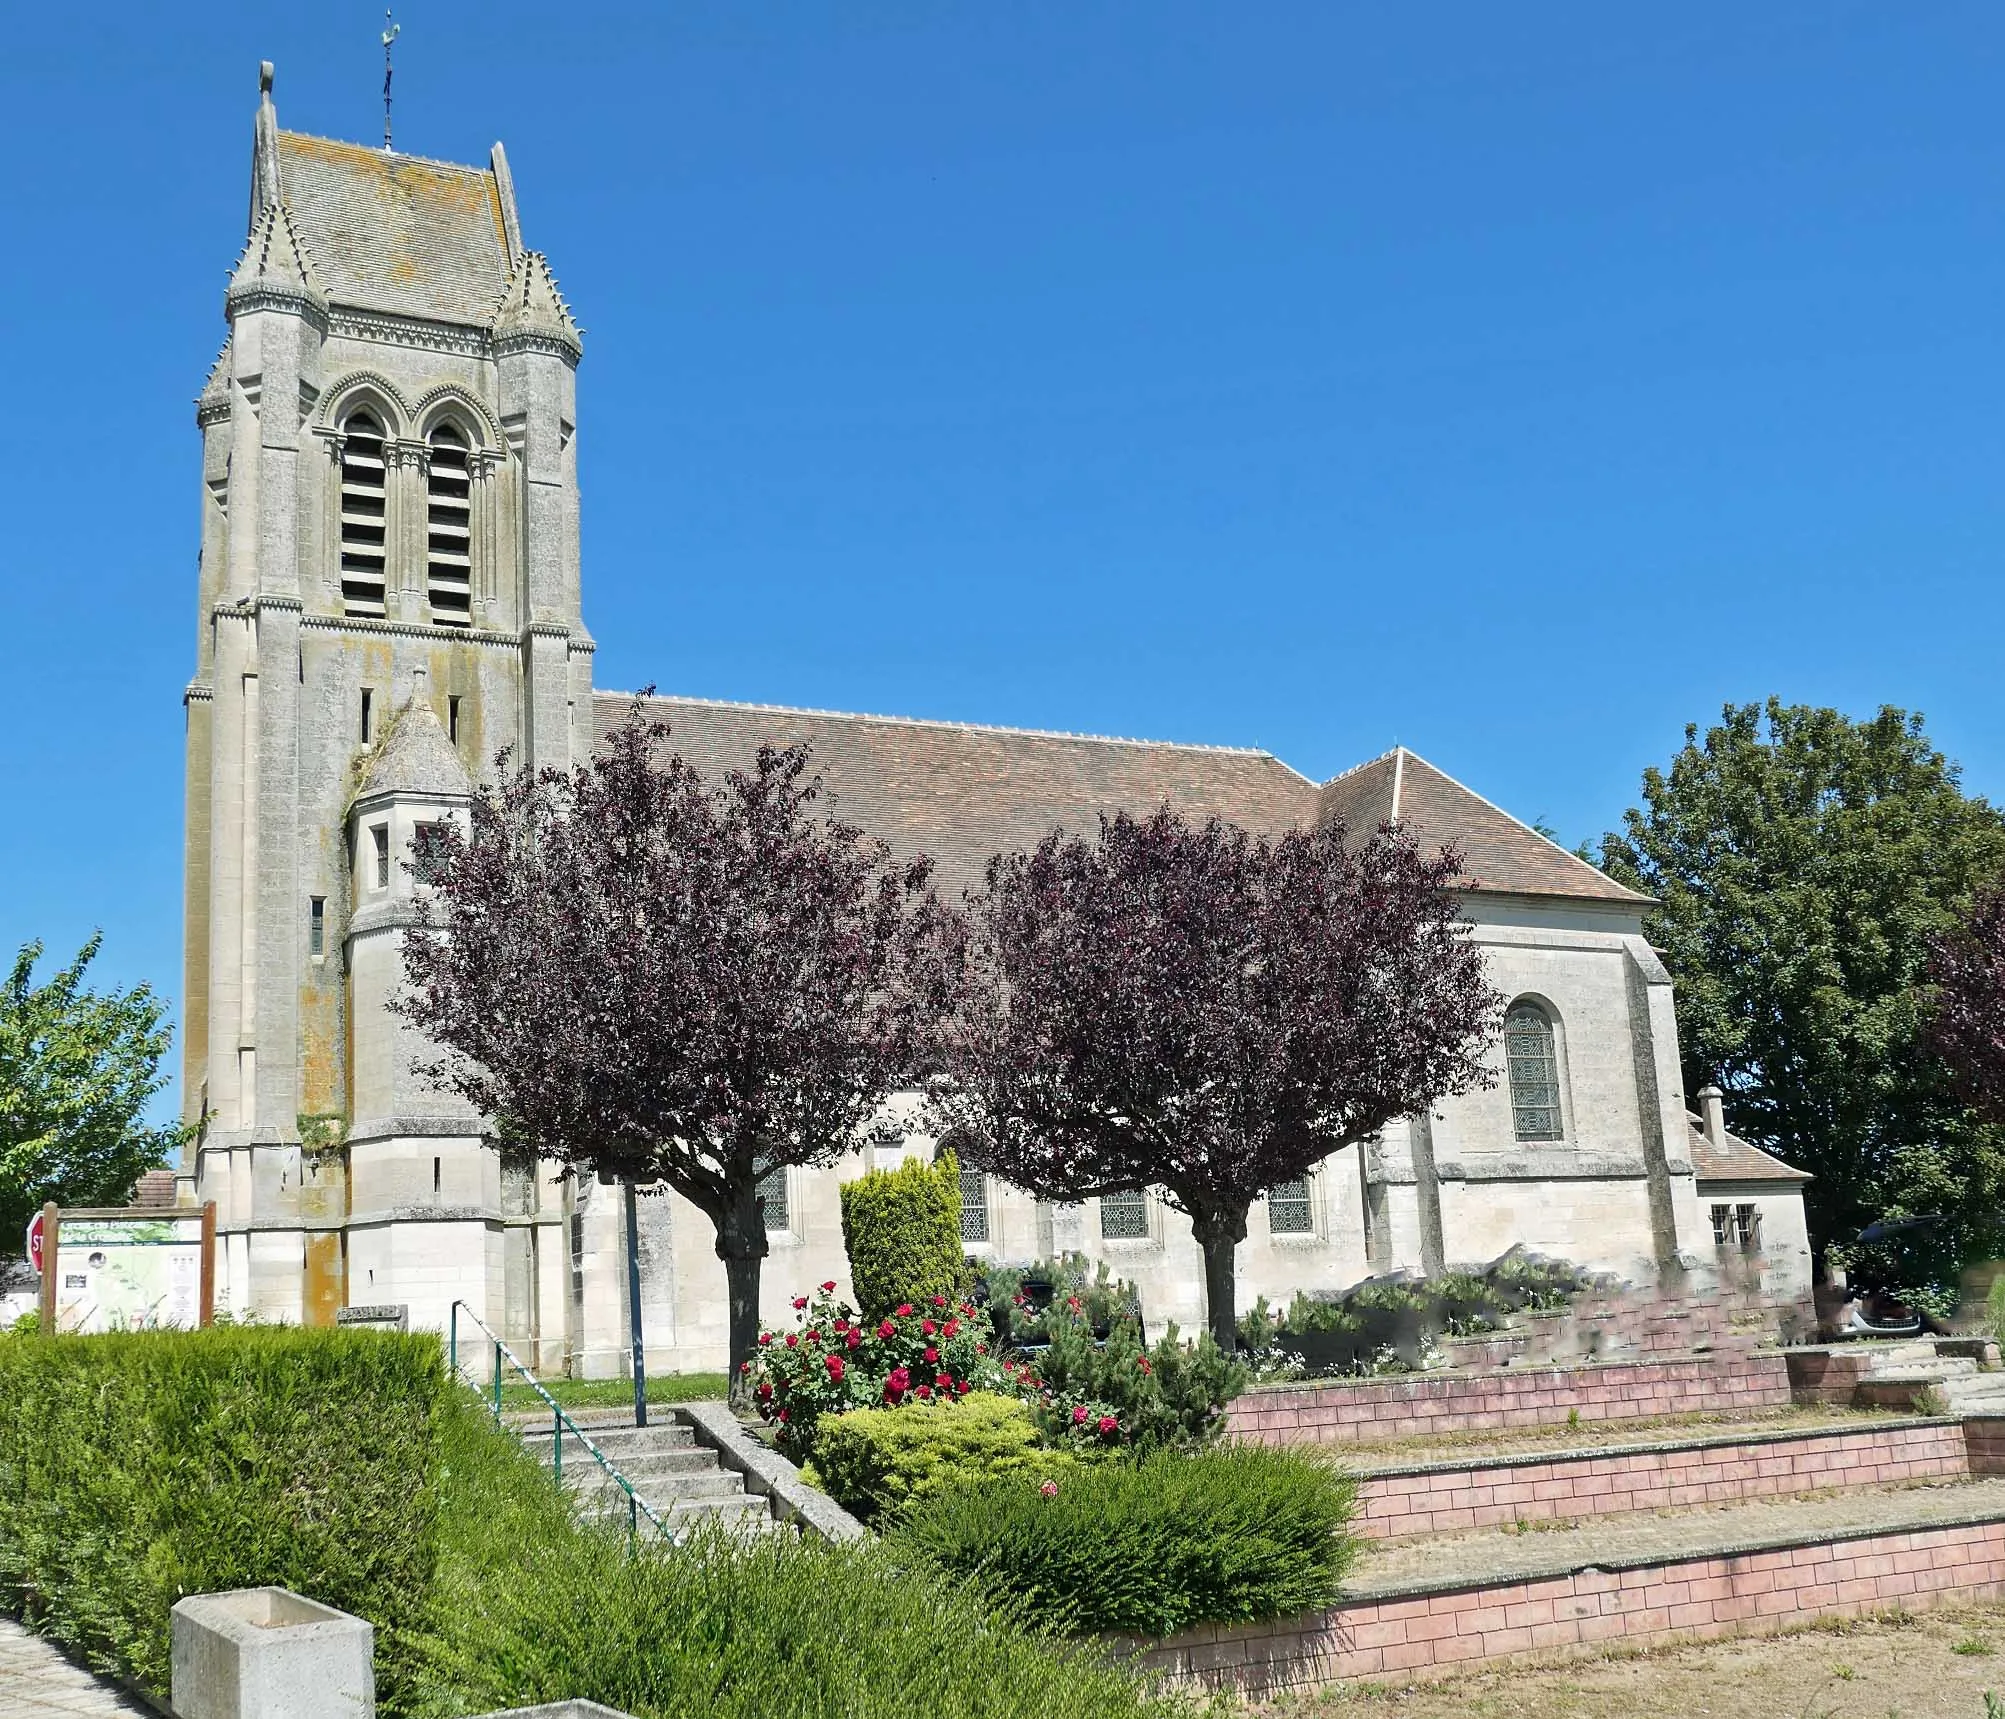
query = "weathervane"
xmin=382 ymin=11 xmax=400 ymax=152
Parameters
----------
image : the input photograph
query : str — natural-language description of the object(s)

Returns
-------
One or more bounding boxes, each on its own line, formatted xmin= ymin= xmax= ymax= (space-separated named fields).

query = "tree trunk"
xmin=1189 ymin=1204 xmax=1250 ymax=1351
xmin=713 ymin=1185 xmax=770 ymax=1405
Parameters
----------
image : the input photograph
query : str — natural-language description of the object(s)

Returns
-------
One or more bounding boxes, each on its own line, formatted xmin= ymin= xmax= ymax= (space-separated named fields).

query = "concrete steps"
xmin=505 ymin=1408 xmax=772 ymax=1535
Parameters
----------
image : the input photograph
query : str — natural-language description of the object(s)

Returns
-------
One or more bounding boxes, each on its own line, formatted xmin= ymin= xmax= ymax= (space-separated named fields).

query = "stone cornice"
xmin=327 ymin=306 xmax=492 ymax=358
xmin=296 ymin=610 xmax=522 ymax=649
xmin=226 ymin=280 xmax=330 ymax=330
xmin=492 ymin=330 xmax=582 ymax=366
xmin=184 ymin=680 xmax=214 ymax=705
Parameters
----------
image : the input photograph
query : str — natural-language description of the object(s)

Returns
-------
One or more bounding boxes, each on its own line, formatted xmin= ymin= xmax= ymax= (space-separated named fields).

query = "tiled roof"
xmin=127 ymin=1170 xmax=182 ymax=1210
xmin=595 ymin=694 xmax=1322 ymax=899
xmin=1318 ymin=748 xmax=1650 ymax=905
xmin=275 ymin=131 xmax=512 ymax=325
xmin=1687 ymin=1115 xmax=1812 ymax=1184
xmin=593 ymin=697 xmax=1649 ymax=908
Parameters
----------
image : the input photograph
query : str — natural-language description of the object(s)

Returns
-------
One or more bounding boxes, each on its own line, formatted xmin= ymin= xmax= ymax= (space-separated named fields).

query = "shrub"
xmin=893 ymin=1443 xmax=1360 ymax=1638
xmin=981 ymin=1253 xmax=1141 ymax=1345
xmin=1015 ymin=1310 xmax=1246 ymax=1454
xmin=0 ymin=1325 xmax=449 ymax=1712
xmin=840 ymin=1152 xmax=968 ymax=1318
xmin=1988 ymin=1273 xmax=2005 ymax=1346
xmin=411 ymin=1396 xmax=1188 ymax=1719
xmin=747 ymin=1283 xmax=1006 ymax=1459
xmin=806 ymin=1392 xmax=1083 ymax=1522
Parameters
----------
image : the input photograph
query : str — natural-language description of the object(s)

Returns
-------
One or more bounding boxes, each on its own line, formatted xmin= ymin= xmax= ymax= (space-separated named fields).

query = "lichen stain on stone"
xmin=303 ymin=1231 xmax=345 ymax=1328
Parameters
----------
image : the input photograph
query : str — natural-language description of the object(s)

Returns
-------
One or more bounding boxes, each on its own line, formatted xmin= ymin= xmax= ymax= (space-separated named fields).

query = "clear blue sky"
xmin=4 ymin=5 xmax=2003 ymax=1116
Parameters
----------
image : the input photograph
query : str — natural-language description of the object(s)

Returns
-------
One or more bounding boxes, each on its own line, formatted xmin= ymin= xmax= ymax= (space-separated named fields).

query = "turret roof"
xmin=491 ymin=250 xmax=583 ymax=357
xmin=356 ymin=689 xmax=472 ymax=804
xmin=228 ymin=198 xmax=326 ymax=307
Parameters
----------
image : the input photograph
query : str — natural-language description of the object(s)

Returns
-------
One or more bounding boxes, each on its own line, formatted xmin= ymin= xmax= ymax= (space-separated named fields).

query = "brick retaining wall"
xmin=1141 ymin=1517 xmax=2005 ymax=1694
xmin=1968 ymin=1416 xmax=2005 ymax=1473
xmin=1360 ymin=1419 xmax=1968 ymax=1541
xmin=1231 ymin=1353 xmax=1792 ymax=1446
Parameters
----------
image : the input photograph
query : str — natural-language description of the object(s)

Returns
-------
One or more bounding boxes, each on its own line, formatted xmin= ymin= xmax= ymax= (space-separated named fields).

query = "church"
xmin=176 ymin=67 xmax=1811 ymax=1376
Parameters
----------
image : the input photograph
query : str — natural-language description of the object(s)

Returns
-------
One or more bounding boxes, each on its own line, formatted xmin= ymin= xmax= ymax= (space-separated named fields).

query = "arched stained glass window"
xmin=1505 ymin=1002 xmax=1564 ymax=1141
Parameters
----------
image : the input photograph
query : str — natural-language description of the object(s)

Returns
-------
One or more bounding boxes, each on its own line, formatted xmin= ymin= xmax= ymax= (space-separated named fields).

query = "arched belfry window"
xmin=426 ymin=424 xmax=473 ymax=626
xmin=1504 ymin=1001 xmax=1564 ymax=1142
xmin=338 ymin=411 xmax=389 ymax=619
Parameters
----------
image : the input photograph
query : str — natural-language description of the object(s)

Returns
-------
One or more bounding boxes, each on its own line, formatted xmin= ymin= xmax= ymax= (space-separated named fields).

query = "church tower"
xmin=181 ymin=63 xmax=588 ymax=1358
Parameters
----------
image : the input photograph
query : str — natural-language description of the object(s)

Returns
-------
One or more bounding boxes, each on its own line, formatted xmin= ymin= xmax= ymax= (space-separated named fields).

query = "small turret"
xmin=490 ymin=250 xmax=582 ymax=362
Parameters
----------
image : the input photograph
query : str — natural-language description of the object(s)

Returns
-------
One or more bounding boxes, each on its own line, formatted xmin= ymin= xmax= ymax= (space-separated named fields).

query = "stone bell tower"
xmin=180 ymin=62 xmax=588 ymax=1360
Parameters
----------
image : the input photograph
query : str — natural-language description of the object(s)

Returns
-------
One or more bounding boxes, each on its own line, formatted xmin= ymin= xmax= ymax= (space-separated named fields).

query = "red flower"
xmin=1039 ymin=1480 xmax=1060 ymax=1498
xmin=739 ymin=1359 xmax=752 ymax=1373
xmin=975 ymin=1343 xmax=987 ymax=1355
xmin=824 ymin=1354 xmax=846 ymax=1383
xmin=792 ymin=1296 xmax=809 ymax=1310
xmin=956 ymin=1379 xmax=971 ymax=1395
xmin=1072 ymin=1404 xmax=1088 ymax=1425
xmin=921 ymin=1319 xmax=937 ymax=1337
xmin=820 ymin=1280 xmax=838 ymax=1293
xmin=756 ymin=1381 xmax=773 ymax=1401
xmin=942 ymin=1319 xmax=959 ymax=1338
xmin=785 ymin=1334 xmax=798 ymax=1349
xmin=758 ymin=1333 xmax=773 ymax=1346
xmin=877 ymin=1320 xmax=896 ymax=1340
xmin=806 ymin=1329 xmax=821 ymax=1344
xmin=916 ymin=1385 xmax=933 ymax=1400
xmin=776 ymin=1409 xmax=789 ymax=1423
xmin=935 ymin=1373 xmax=953 ymax=1390
xmin=923 ymin=1346 xmax=939 ymax=1364
xmin=1137 ymin=1356 xmax=1152 ymax=1375
xmin=896 ymin=1304 xmax=914 ymax=1317
xmin=833 ymin=1320 xmax=849 ymax=1334
xmin=1067 ymin=1296 xmax=1082 ymax=1313
xmin=1097 ymin=1415 xmax=1119 ymax=1437
xmin=932 ymin=1294 xmax=948 ymax=1308
xmin=846 ymin=1330 xmax=862 ymax=1350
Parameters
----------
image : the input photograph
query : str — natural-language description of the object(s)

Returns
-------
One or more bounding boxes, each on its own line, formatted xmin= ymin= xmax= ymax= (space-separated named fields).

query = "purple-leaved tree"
xmin=929 ymin=806 xmax=1502 ymax=1348
xmin=395 ymin=703 xmax=949 ymax=1388
xmin=1929 ymin=879 xmax=2005 ymax=1125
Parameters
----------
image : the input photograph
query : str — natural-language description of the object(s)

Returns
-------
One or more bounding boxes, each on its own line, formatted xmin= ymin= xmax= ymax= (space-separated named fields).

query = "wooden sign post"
xmin=37 ymin=1200 xmax=58 ymax=1331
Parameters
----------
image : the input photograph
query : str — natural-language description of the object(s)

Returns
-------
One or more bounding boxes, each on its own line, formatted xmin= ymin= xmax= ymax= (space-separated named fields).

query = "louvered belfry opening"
xmin=338 ymin=412 xmax=389 ymax=618
xmin=426 ymin=424 xmax=473 ymax=626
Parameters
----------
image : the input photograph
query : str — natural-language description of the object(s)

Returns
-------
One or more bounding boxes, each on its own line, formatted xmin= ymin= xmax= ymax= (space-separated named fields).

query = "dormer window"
xmin=339 ymin=412 xmax=389 ymax=619
xmin=426 ymin=425 xmax=473 ymax=626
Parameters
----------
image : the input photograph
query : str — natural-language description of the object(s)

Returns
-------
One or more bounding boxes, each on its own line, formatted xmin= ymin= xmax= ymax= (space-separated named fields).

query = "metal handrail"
xmin=448 ymin=1299 xmax=668 ymax=1547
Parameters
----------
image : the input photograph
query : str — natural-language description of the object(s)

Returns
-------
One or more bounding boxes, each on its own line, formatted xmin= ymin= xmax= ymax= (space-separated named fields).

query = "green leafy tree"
xmin=1596 ymin=700 xmax=2005 ymax=1283
xmin=0 ymin=935 xmax=189 ymax=1246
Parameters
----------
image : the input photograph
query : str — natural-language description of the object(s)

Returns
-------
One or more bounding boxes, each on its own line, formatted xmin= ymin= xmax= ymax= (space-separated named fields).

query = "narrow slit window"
xmin=338 ymin=411 xmax=389 ymax=619
xmin=940 ymin=1151 xmax=989 ymax=1244
xmin=1268 ymin=1176 xmax=1314 ymax=1235
xmin=426 ymin=424 xmax=473 ymax=626
xmin=371 ymin=824 xmax=390 ymax=889
xmin=1504 ymin=1003 xmax=1564 ymax=1141
xmin=360 ymin=687 xmax=374 ymax=744
xmin=309 ymin=896 xmax=325 ymax=957
xmin=757 ymin=1163 xmax=790 ymax=1232
xmin=1099 ymin=1188 xmax=1148 ymax=1241
xmin=447 ymin=695 xmax=461 ymax=745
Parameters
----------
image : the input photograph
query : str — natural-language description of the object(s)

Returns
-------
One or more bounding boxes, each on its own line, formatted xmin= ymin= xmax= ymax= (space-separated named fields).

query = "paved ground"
xmin=1347 ymin=1475 xmax=2005 ymax=1598
xmin=1259 ymin=1600 xmax=2005 ymax=1717
xmin=1339 ymin=1404 xmax=1910 ymax=1473
xmin=0 ymin=1618 xmax=152 ymax=1717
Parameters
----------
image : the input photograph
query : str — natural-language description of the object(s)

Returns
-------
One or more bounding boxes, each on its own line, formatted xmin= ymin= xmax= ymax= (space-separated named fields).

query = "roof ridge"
xmin=606 ymin=690 xmax=1287 ymax=761
xmin=277 ymin=127 xmax=491 ymax=179
xmin=1319 ymin=747 xmax=1400 ymax=791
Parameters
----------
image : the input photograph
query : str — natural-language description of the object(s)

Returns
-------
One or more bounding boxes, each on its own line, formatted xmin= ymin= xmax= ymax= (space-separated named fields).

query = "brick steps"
xmin=1356 ymin=1414 xmax=1966 ymax=1542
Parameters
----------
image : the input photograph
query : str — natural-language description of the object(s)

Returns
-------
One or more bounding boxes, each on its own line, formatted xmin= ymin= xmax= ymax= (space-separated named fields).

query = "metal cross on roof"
xmin=382 ymin=11 xmax=401 ymax=152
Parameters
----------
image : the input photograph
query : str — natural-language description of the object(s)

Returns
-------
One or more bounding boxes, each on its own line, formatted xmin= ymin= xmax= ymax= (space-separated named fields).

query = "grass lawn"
xmin=496 ymin=1372 xmax=732 ymax=1413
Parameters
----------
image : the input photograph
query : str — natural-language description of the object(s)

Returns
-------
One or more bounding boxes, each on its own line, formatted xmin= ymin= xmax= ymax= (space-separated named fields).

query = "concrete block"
xmin=171 ymin=1587 xmax=374 ymax=1719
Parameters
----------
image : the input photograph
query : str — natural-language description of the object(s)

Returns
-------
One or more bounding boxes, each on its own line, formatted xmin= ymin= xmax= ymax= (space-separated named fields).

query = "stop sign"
xmin=26 ymin=1211 xmax=45 ymax=1276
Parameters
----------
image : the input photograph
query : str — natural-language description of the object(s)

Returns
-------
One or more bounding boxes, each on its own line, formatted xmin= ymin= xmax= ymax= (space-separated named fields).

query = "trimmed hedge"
xmin=892 ymin=1443 xmax=1360 ymax=1637
xmin=839 ymin=1152 xmax=967 ymax=1318
xmin=806 ymin=1392 xmax=1082 ymax=1522
xmin=410 ymin=1396 xmax=1188 ymax=1719
xmin=0 ymin=1326 xmax=449 ymax=1711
